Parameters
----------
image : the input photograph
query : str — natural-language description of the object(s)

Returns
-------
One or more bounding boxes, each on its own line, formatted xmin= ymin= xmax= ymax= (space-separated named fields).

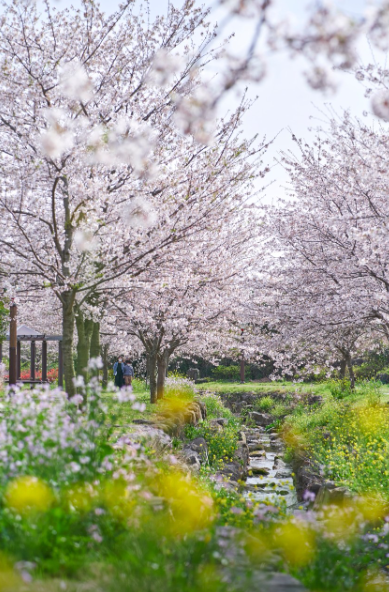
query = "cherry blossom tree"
xmin=0 ymin=0 xmax=266 ymax=395
xmin=254 ymin=108 xmax=389 ymax=382
xmin=110 ymin=203 xmax=258 ymax=402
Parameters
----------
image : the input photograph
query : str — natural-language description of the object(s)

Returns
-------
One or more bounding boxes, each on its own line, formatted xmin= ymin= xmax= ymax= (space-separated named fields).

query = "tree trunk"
xmin=75 ymin=309 xmax=93 ymax=381
xmin=339 ymin=359 xmax=347 ymax=379
xmin=90 ymin=321 xmax=100 ymax=358
xmin=147 ymin=353 xmax=158 ymax=404
xmin=157 ymin=351 xmax=169 ymax=400
xmin=62 ymin=291 xmax=75 ymax=398
xmin=90 ymin=321 xmax=100 ymax=379
xmin=101 ymin=343 xmax=109 ymax=388
xmin=346 ymin=355 xmax=355 ymax=390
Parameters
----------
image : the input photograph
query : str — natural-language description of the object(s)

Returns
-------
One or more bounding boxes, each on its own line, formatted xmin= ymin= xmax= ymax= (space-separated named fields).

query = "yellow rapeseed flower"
xmin=101 ymin=479 xmax=135 ymax=519
xmin=0 ymin=553 xmax=21 ymax=591
xmin=65 ymin=482 xmax=97 ymax=513
xmin=244 ymin=530 xmax=274 ymax=565
xmin=4 ymin=476 xmax=54 ymax=515
xmin=156 ymin=471 xmax=214 ymax=536
xmin=355 ymin=495 xmax=387 ymax=522
xmin=273 ymin=522 xmax=315 ymax=567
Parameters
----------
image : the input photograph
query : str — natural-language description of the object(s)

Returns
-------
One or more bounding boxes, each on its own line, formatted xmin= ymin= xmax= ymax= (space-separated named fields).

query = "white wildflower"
xmin=72 ymin=376 xmax=85 ymax=389
xmin=69 ymin=394 xmax=84 ymax=406
xmin=132 ymin=402 xmax=146 ymax=412
xmin=91 ymin=532 xmax=103 ymax=543
xmin=87 ymin=356 xmax=104 ymax=371
xmin=115 ymin=390 xmax=136 ymax=403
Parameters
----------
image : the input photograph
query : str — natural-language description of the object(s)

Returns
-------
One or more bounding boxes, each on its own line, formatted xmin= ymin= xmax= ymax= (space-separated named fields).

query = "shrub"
xmin=272 ymin=403 xmax=288 ymax=418
xmin=375 ymin=369 xmax=389 ymax=384
xmin=255 ymin=396 xmax=274 ymax=412
xmin=200 ymin=393 xmax=234 ymax=419
xmin=328 ymin=378 xmax=353 ymax=400
xmin=211 ymin=365 xmax=246 ymax=381
xmin=186 ymin=416 xmax=241 ymax=468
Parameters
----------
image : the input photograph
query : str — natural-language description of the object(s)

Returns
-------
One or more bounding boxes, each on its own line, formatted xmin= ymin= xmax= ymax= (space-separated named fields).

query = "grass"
xmin=102 ymin=379 xmax=151 ymax=425
xmin=197 ymin=380 xmax=299 ymax=394
xmin=198 ymin=378 xmax=389 ymax=399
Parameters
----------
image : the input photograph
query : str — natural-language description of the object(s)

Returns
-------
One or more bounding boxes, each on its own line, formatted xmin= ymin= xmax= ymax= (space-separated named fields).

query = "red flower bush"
xmin=3 ymin=367 xmax=58 ymax=382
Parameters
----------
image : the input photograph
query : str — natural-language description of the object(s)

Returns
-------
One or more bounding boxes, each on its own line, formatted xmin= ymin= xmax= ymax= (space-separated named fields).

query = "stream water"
xmin=243 ymin=427 xmax=298 ymax=510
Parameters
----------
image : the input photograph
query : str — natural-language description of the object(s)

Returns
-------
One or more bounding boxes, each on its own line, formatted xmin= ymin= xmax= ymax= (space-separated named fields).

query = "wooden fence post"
xmin=9 ymin=303 xmax=17 ymax=386
xmin=42 ymin=340 xmax=47 ymax=382
xmin=30 ymin=340 xmax=36 ymax=381
xmin=58 ymin=340 xmax=63 ymax=388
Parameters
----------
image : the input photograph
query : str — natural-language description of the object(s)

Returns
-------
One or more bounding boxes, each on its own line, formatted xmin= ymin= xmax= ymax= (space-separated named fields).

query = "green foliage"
xmin=201 ymin=393 xmax=234 ymax=419
xmin=354 ymin=347 xmax=389 ymax=380
xmin=294 ymin=535 xmax=386 ymax=592
xmin=186 ymin=417 xmax=241 ymax=469
xmin=167 ymin=369 xmax=187 ymax=379
xmin=328 ymin=378 xmax=354 ymax=400
xmin=272 ymin=403 xmax=288 ymax=417
xmin=375 ymin=367 xmax=389 ymax=383
xmin=2 ymin=377 xmax=389 ymax=592
xmin=254 ymin=396 xmax=274 ymax=412
xmin=295 ymin=366 xmax=330 ymax=383
xmin=211 ymin=365 xmax=241 ymax=380
xmin=0 ymin=301 xmax=8 ymax=343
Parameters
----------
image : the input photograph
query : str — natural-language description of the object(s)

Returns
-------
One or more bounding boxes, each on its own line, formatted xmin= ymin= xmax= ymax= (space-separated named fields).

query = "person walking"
xmin=113 ymin=356 xmax=125 ymax=388
xmin=123 ymin=360 xmax=134 ymax=389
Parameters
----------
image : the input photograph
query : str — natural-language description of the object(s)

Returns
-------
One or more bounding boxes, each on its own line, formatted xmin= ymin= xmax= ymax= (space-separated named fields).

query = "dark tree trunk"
xmin=147 ymin=353 xmax=158 ymax=404
xmin=75 ymin=309 xmax=93 ymax=381
xmin=157 ymin=351 xmax=169 ymax=400
xmin=62 ymin=291 xmax=75 ymax=398
xmin=346 ymin=355 xmax=355 ymax=390
xmin=90 ymin=321 xmax=100 ymax=379
xmin=339 ymin=359 xmax=347 ymax=379
xmin=101 ymin=343 xmax=109 ymax=388
xmin=90 ymin=321 xmax=100 ymax=358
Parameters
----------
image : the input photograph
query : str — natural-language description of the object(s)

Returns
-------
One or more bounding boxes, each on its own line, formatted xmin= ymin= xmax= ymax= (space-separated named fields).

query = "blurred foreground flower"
xmin=273 ymin=521 xmax=315 ymax=567
xmin=156 ymin=472 xmax=214 ymax=536
xmin=0 ymin=553 xmax=21 ymax=591
xmin=66 ymin=482 xmax=97 ymax=513
xmin=5 ymin=476 xmax=54 ymax=515
xmin=102 ymin=479 xmax=136 ymax=520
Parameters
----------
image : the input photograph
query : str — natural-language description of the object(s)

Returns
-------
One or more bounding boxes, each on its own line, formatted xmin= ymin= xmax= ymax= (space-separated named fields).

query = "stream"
xmin=243 ymin=426 xmax=298 ymax=509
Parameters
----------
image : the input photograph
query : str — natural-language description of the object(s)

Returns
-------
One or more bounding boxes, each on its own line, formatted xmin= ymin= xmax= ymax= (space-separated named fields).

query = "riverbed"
xmin=243 ymin=426 xmax=298 ymax=509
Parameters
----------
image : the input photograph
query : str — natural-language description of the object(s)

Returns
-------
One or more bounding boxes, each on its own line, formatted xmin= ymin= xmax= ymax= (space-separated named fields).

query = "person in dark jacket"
xmin=113 ymin=356 xmax=125 ymax=388
xmin=123 ymin=360 xmax=134 ymax=387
